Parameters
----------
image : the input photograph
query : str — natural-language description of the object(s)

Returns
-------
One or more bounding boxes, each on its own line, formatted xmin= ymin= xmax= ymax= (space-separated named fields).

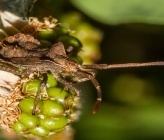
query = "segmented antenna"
xmin=82 ymin=61 xmax=164 ymax=70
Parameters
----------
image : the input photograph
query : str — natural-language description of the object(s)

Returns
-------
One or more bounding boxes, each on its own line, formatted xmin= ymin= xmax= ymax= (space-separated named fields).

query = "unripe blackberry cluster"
xmin=11 ymin=73 xmax=79 ymax=137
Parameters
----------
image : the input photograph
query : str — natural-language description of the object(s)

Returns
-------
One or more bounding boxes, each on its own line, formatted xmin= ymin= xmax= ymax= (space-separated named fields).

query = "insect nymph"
xmin=1 ymin=33 xmax=164 ymax=114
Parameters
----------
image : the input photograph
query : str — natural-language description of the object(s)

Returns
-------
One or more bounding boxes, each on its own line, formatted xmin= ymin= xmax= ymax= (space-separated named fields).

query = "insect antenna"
xmin=82 ymin=61 xmax=164 ymax=70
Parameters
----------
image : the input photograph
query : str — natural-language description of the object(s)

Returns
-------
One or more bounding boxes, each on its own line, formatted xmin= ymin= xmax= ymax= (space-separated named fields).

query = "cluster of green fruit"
xmin=12 ymin=73 xmax=78 ymax=137
xmin=36 ymin=23 xmax=83 ymax=64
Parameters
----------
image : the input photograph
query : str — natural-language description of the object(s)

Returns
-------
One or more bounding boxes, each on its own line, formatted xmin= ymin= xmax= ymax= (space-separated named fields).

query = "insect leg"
xmin=76 ymin=70 xmax=102 ymax=114
xmin=55 ymin=76 xmax=80 ymax=96
xmin=32 ymin=74 xmax=47 ymax=115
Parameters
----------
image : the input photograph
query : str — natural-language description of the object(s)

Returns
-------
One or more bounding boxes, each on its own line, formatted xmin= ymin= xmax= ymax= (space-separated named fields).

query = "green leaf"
xmin=70 ymin=0 xmax=164 ymax=24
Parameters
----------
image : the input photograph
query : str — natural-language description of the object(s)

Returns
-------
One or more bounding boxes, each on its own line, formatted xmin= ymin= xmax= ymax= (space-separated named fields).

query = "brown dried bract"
xmin=0 ymin=73 xmax=44 ymax=132
xmin=21 ymin=17 xmax=58 ymax=35
xmin=0 ymin=81 xmax=23 ymax=132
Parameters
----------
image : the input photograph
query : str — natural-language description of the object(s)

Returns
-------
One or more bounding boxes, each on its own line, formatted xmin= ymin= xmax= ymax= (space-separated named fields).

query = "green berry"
xmin=37 ymin=29 xmax=55 ymax=41
xmin=12 ymin=122 xmax=27 ymax=133
xmin=57 ymin=35 xmax=82 ymax=54
xmin=46 ymin=73 xmax=58 ymax=88
xmin=69 ymin=90 xmax=76 ymax=95
xmin=39 ymin=39 xmax=52 ymax=47
xmin=29 ymin=126 xmax=50 ymax=137
xmin=40 ymin=116 xmax=67 ymax=131
xmin=19 ymin=97 xmax=42 ymax=114
xmin=22 ymin=79 xmax=41 ymax=94
xmin=53 ymin=25 xmax=69 ymax=37
xmin=46 ymin=87 xmax=70 ymax=104
xmin=66 ymin=98 xmax=74 ymax=108
xmin=53 ymin=127 xmax=66 ymax=133
xmin=68 ymin=54 xmax=83 ymax=64
xmin=42 ymin=100 xmax=65 ymax=117
xmin=19 ymin=113 xmax=40 ymax=129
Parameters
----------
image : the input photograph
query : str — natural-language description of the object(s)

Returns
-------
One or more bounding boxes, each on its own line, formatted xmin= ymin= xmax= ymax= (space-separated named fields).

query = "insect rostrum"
xmin=1 ymin=33 xmax=164 ymax=114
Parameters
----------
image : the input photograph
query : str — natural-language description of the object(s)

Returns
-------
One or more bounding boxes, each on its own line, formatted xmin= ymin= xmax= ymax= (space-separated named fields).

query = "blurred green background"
xmin=2 ymin=0 xmax=164 ymax=139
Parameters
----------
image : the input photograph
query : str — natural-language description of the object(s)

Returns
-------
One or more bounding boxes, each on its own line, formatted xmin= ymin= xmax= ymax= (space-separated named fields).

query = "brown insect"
xmin=1 ymin=33 xmax=164 ymax=114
